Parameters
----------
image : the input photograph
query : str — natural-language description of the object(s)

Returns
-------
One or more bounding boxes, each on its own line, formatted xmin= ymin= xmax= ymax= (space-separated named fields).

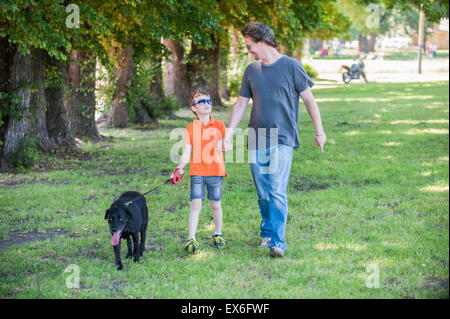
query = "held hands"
xmin=217 ymin=138 xmax=232 ymax=152
xmin=314 ymin=132 xmax=327 ymax=152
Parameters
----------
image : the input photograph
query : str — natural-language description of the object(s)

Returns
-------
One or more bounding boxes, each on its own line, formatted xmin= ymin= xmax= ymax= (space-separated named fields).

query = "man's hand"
xmin=217 ymin=138 xmax=232 ymax=152
xmin=314 ymin=133 xmax=326 ymax=152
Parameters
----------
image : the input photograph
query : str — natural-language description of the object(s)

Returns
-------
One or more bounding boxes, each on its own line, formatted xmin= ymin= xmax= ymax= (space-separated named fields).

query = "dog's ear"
xmin=105 ymin=208 xmax=111 ymax=220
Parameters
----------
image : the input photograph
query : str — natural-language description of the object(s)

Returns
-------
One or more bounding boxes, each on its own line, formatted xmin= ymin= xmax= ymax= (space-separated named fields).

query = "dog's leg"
xmin=114 ymin=241 xmax=123 ymax=271
xmin=125 ymin=234 xmax=133 ymax=259
xmin=139 ymin=228 xmax=146 ymax=257
xmin=131 ymin=232 xmax=140 ymax=262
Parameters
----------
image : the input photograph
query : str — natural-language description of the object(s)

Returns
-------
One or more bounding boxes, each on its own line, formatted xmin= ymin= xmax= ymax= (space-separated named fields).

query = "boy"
xmin=172 ymin=91 xmax=227 ymax=253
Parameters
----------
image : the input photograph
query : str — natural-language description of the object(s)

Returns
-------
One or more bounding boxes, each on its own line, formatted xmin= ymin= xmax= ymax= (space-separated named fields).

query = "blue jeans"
xmin=190 ymin=175 xmax=223 ymax=201
xmin=249 ymin=144 xmax=293 ymax=251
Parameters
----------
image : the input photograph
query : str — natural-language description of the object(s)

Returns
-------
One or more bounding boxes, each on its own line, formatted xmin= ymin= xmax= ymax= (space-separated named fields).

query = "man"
xmin=219 ymin=22 xmax=326 ymax=257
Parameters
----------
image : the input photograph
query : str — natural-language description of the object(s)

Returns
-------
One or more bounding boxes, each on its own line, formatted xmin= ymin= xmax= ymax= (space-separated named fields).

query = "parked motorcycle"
xmin=341 ymin=57 xmax=368 ymax=84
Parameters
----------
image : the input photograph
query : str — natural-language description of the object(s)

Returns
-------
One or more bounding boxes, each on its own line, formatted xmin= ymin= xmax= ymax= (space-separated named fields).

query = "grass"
xmin=0 ymin=81 xmax=448 ymax=298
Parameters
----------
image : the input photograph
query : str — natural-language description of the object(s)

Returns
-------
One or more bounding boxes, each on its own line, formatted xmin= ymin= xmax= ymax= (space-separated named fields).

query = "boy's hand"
xmin=217 ymin=138 xmax=232 ymax=152
xmin=170 ymin=168 xmax=184 ymax=180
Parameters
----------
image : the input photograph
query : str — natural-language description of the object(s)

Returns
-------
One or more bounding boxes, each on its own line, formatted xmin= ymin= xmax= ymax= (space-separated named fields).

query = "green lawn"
xmin=0 ymin=81 xmax=448 ymax=298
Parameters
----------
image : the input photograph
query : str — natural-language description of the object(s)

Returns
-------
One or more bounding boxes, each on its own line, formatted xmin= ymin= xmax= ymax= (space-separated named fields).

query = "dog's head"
xmin=105 ymin=203 xmax=131 ymax=246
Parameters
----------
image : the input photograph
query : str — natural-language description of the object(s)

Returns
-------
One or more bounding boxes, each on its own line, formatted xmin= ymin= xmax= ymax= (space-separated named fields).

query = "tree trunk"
xmin=2 ymin=46 xmax=57 ymax=160
xmin=188 ymin=34 xmax=223 ymax=107
xmin=30 ymin=48 xmax=55 ymax=152
xmin=65 ymin=50 xmax=101 ymax=141
xmin=162 ymin=39 xmax=190 ymax=107
xmin=45 ymin=54 xmax=77 ymax=150
xmin=368 ymin=33 xmax=377 ymax=53
xmin=219 ymin=36 xmax=230 ymax=101
xmin=150 ymin=57 xmax=164 ymax=98
xmin=106 ymin=45 xmax=133 ymax=128
xmin=2 ymin=46 xmax=33 ymax=159
xmin=358 ymin=34 xmax=370 ymax=53
xmin=0 ymin=37 xmax=14 ymax=168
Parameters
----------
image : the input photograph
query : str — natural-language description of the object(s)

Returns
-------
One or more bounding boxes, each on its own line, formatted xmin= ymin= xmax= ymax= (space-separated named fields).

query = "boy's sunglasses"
xmin=196 ymin=99 xmax=212 ymax=106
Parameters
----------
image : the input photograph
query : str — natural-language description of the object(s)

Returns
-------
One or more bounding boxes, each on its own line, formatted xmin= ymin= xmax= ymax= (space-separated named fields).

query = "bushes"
xmin=303 ymin=63 xmax=319 ymax=79
xmin=8 ymin=136 xmax=39 ymax=170
xmin=127 ymin=61 xmax=180 ymax=122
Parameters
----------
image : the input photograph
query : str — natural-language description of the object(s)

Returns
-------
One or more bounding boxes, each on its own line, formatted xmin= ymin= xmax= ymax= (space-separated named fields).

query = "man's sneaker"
xmin=259 ymin=237 xmax=271 ymax=248
xmin=184 ymin=239 xmax=198 ymax=254
xmin=270 ymin=247 xmax=284 ymax=258
xmin=213 ymin=234 xmax=225 ymax=249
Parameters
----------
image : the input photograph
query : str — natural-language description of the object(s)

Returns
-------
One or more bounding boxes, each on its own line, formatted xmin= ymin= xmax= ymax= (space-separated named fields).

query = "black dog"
xmin=105 ymin=191 xmax=148 ymax=270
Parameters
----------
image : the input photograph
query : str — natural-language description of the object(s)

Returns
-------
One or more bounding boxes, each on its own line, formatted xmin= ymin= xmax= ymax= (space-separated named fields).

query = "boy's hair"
xmin=190 ymin=90 xmax=210 ymax=119
xmin=241 ymin=22 xmax=278 ymax=48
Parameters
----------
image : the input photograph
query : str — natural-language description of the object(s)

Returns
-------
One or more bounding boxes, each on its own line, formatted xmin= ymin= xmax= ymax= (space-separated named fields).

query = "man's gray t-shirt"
xmin=239 ymin=55 xmax=314 ymax=149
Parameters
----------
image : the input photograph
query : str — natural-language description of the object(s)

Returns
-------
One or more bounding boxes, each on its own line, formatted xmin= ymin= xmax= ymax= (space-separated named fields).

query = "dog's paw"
xmin=133 ymin=256 xmax=140 ymax=263
xmin=117 ymin=264 xmax=124 ymax=271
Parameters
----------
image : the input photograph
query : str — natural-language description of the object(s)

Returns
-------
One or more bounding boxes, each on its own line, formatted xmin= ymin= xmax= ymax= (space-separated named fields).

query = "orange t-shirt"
xmin=184 ymin=116 xmax=227 ymax=177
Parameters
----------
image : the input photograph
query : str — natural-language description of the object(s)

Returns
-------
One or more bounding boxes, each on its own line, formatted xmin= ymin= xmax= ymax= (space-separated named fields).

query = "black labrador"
xmin=105 ymin=191 xmax=148 ymax=270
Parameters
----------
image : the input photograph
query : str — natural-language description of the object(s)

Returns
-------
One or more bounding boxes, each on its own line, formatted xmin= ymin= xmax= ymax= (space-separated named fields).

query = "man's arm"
xmin=300 ymin=87 xmax=326 ymax=152
xmin=218 ymin=96 xmax=250 ymax=151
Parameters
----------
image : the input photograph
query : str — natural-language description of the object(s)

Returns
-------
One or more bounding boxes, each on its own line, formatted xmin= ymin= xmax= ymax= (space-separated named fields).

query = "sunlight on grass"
xmin=405 ymin=128 xmax=449 ymax=135
xmin=382 ymin=142 xmax=402 ymax=146
xmin=316 ymin=95 xmax=434 ymax=103
xmin=381 ymin=241 xmax=408 ymax=249
xmin=314 ymin=242 xmax=367 ymax=252
xmin=421 ymin=184 xmax=449 ymax=193
xmin=390 ymin=119 xmax=448 ymax=125
xmin=420 ymin=171 xmax=433 ymax=176
xmin=344 ymin=130 xmax=361 ymax=136
xmin=359 ymin=120 xmax=381 ymax=124
xmin=204 ymin=223 xmax=216 ymax=232
xmin=188 ymin=250 xmax=214 ymax=261
xmin=425 ymin=102 xmax=446 ymax=109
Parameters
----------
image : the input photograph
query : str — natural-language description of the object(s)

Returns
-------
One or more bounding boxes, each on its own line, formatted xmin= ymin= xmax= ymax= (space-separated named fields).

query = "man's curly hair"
xmin=241 ymin=22 xmax=278 ymax=48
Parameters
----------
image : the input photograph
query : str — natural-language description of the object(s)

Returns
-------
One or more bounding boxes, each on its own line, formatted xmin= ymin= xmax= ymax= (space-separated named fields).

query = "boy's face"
xmin=191 ymin=94 xmax=212 ymax=116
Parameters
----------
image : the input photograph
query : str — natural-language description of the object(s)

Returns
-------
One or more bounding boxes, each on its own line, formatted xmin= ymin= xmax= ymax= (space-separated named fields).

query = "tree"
xmin=94 ymin=0 xmax=221 ymax=127
xmin=0 ymin=0 xmax=112 ymax=168
xmin=338 ymin=0 xmax=448 ymax=53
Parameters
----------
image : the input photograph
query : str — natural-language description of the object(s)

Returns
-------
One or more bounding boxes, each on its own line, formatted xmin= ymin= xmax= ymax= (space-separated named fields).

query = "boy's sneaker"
xmin=259 ymin=237 xmax=271 ymax=248
xmin=184 ymin=239 xmax=198 ymax=254
xmin=213 ymin=234 xmax=225 ymax=249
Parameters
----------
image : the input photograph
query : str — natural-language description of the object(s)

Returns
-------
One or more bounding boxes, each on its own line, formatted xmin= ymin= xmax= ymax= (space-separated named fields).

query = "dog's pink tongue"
xmin=111 ymin=231 xmax=121 ymax=246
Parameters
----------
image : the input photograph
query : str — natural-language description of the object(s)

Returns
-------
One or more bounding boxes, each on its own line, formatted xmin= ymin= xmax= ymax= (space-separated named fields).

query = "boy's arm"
xmin=218 ymin=96 xmax=250 ymax=151
xmin=300 ymin=87 xmax=326 ymax=152
xmin=172 ymin=144 xmax=192 ymax=178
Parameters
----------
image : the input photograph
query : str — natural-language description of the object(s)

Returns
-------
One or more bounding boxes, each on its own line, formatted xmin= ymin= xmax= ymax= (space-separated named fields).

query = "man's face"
xmin=244 ymin=36 xmax=261 ymax=60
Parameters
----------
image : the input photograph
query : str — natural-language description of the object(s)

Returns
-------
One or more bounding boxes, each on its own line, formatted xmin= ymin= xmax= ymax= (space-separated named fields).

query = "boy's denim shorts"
xmin=190 ymin=175 xmax=223 ymax=201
